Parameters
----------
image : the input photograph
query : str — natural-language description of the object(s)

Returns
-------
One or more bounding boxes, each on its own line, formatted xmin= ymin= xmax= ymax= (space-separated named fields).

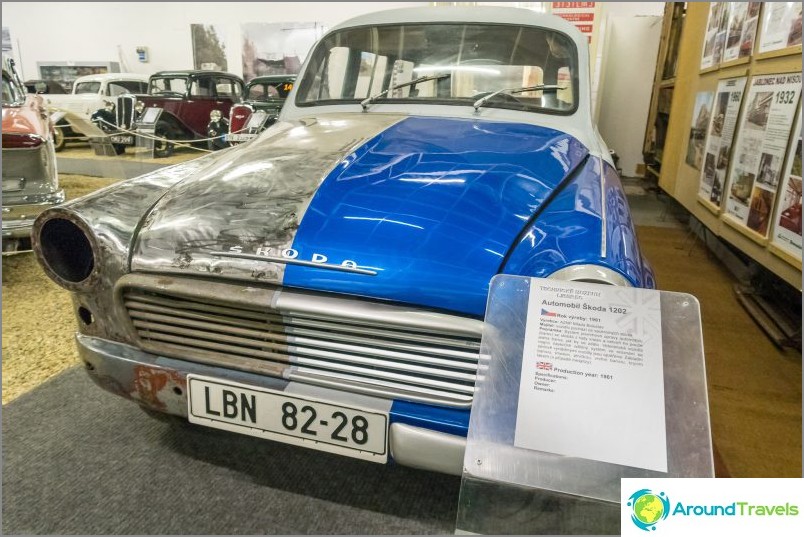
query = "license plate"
xmin=109 ymin=134 xmax=134 ymax=145
xmin=2 ymin=178 xmax=24 ymax=192
xmin=227 ymin=133 xmax=256 ymax=142
xmin=187 ymin=375 xmax=389 ymax=463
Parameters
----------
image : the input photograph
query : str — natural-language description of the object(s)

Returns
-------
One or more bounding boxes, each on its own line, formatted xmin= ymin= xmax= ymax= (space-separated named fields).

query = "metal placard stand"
xmin=455 ymin=275 xmax=714 ymax=535
xmin=133 ymin=107 xmax=163 ymax=158
xmin=89 ymin=136 xmax=119 ymax=156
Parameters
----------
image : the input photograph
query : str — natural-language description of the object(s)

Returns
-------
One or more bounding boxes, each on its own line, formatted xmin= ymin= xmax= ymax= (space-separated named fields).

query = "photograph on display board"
xmin=771 ymin=109 xmax=803 ymax=260
xmin=758 ymin=2 xmax=803 ymax=54
xmin=701 ymin=2 xmax=729 ymax=69
xmin=729 ymin=169 xmax=755 ymax=207
xmin=723 ymin=2 xmax=761 ymax=62
xmin=686 ymin=92 xmax=713 ymax=171
xmin=756 ymin=152 xmax=781 ymax=189
xmin=698 ymin=77 xmax=746 ymax=207
xmin=746 ymin=186 xmax=774 ymax=235
xmin=241 ymin=22 xmax=324 ymax=83
xmin=724 ymin=73 xmax=802 ymax=236
xmin=2 ymin=27 xmax=11 ymax=55
xmin=778 ymin=174 xmax=802 ymax=236
xmin=191 ymin=24 xmax=227 ymax=71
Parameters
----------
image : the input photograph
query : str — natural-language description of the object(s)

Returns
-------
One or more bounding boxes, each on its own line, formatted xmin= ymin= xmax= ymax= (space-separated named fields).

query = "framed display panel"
xmin=768 ymin=105 xmax=803 ymax=268
xmin=721 ymin=2 xmax=761 ymax=64
xmin=721 ymin=73 xmax=802 ymax=244
xmin=696 ymin=76 xmax=747 ymax=213
xmin=36 ymin=61 xmax=120 ymax=93
xmin=757 ymin=2 xmax=803 ymax=56
xmin=700 ymin=2 xmax=729 ymax=70
xmin=650 ymin=2 xmax=803 ymax=290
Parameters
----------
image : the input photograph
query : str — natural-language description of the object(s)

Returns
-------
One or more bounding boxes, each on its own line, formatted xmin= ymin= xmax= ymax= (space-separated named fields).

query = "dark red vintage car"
xmin=2 ymin=59 xmax=63 ymax=253
xmin=228 ymin=75 xmax=295 ymax=144
xmin=93 ymin=70 xmax=244 ymax=157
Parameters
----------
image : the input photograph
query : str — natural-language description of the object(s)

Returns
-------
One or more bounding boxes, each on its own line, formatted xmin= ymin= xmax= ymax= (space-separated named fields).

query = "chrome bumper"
xmin=2 ymin=190 xmax=65 ymax=238
xmin=76 ymin=334 xmax=467 ymax=475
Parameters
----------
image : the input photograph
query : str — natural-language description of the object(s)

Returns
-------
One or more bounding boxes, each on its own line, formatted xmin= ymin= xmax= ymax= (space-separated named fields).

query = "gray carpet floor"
xmin=2 ymin=366 xmax=461 ymax=534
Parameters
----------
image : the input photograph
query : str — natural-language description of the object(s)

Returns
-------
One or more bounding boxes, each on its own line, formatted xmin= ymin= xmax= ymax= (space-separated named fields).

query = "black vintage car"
xmin=92 ymin=70 xmax=244 ymax=157
xmin=227 ymin=75 xmax=295 ymax=143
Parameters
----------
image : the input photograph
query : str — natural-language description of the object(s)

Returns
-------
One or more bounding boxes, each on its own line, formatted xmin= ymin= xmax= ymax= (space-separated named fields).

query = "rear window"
xmin=74 ymin=81 xmax=101 ymax=94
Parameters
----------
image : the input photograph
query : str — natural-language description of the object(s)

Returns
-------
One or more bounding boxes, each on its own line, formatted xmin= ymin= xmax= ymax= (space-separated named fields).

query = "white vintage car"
xmin=43 ymin=72 xmax=149 ymax=150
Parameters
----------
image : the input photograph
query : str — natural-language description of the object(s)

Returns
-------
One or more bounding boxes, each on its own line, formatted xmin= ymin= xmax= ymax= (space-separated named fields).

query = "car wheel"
xmin=153 ymin=121 xmax=174 ymax=158
xmin=53 ymin=126 xmax=66 ymax=152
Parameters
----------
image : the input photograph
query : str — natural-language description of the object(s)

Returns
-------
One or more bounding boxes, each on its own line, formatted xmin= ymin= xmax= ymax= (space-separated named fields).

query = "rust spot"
xmin=132 ymin=365 xmax=185 ymax=410
xmin=173 ymin=252 xmax=193 ymax=268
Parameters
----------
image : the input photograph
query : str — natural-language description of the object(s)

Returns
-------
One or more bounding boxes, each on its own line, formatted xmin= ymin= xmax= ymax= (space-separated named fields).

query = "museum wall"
xmin=596 ymin=14 xmax=662 ymax=176
xmin=0 ymin=1 xmax=427 ymax=80
xmin=591 ymin=2 xmax=665 ymax=177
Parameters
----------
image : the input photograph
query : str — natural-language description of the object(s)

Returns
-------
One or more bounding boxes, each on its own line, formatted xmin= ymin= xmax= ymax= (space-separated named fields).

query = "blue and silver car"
xmin=32 ymin=6 xmax=654 ymax=475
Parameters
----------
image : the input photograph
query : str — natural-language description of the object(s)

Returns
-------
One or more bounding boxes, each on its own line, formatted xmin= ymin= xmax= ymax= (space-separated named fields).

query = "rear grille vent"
xmin=121 ymin=285 xmax=482 ymax=407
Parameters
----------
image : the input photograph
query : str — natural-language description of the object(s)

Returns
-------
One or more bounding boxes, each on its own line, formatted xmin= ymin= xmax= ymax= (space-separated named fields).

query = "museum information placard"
xmin=513 ymin=280 xmax=667 ymax=473
xmin=698 ymin=77 xmax=746 ymax=207
xmin=724 ymin=73 xmax=802 ymax=237
xmin=770 ymin=107 xmax=803 ymax=260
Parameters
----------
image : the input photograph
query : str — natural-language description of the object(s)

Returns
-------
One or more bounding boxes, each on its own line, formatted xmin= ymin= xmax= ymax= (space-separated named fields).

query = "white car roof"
xmin=283 ymin=6 xmax=603 ymax=159
xmin=73 ymin=72 xmax=149 ymax=84
xmin=331 ymin=6 xmax=584 ymax=42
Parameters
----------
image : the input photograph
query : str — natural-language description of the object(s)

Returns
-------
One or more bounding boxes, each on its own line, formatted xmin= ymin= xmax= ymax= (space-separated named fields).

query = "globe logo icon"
xmin=627 ymin=489 xmax=670 ymax=531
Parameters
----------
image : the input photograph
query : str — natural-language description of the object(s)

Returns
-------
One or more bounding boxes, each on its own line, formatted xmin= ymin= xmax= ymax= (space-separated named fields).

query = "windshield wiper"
xmin=361 ymin=73 xmax=452 ymax=111
xmin=473 ymin=84 xmax=563 ymax=112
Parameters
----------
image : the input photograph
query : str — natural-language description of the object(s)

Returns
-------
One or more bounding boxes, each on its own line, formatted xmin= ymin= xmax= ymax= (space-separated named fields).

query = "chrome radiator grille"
xmin=116 ymin=95 xmax=135 ymax=129
xmin=120 ymin=279 xmax=482 ymax=408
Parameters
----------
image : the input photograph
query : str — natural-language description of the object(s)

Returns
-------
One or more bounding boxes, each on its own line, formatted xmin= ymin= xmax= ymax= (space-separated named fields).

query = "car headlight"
xmin=33 ymin=212 xmax=98 ymax=290
xmin=210 ymin=109 xmax=222 ymax=121
xmin=104 ymin=100 xmax=115 ymax=112
xmin=548 ymin=264 xmax=632 ymax=287
xmin=134 ymin=100 xmax=145 ymax=114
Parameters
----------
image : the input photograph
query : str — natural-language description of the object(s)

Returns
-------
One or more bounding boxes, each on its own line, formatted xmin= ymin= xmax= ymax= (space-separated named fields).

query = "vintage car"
xmin=92 ymin=70 xmax=244 ymax=157
xmin=2 ymin=59 xmax=63 ymax=253
xmin=227 ymin=75 xmax=296 ymax=144
xmin=32 ymin=7 xmax=654 ymax=475
xmin=42 ymin=72 xmax=149 ymax=151
xmin=24 ymin=79 xmax=68 ymax=95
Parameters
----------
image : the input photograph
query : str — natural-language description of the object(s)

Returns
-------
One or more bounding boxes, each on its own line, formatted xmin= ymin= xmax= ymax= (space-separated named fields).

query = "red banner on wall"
xmin=551 ymin=1 xmax=596 ymax=40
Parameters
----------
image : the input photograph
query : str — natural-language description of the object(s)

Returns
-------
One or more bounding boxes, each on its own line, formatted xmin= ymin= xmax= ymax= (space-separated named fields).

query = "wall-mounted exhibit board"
xmin=653 ymin=2 xmax=802 ymax=289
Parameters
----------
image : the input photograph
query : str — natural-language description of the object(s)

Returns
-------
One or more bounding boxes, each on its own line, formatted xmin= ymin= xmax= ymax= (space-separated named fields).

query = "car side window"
xmin=190 ymin=77 xmax=215 ymax=98
xmin=109 ymin=80 xmax=148 ymax=96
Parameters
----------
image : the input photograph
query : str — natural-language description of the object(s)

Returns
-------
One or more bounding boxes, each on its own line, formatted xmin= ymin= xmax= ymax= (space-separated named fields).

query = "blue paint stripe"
xmin=283 ymin=116 xmax=588 ymax=316
xmin=390 ymin=400 xmax=470 ymax=437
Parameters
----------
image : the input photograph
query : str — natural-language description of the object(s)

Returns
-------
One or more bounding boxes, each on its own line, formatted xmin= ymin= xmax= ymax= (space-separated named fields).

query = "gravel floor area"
xmin=1 ymin=174 xmax=119 ymax=404
xmin=58 ymin=143 xmax=208 ymax=166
